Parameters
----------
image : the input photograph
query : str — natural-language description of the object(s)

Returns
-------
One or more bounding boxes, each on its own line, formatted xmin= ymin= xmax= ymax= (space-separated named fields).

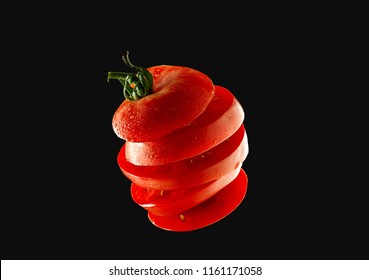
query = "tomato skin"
xmin=118 ymin=124 xmax=248 ymax=190
xmin=131 ymin=166 xmax=241 ymax=216
xmin=125 ymin=85 xmax=245 ymax=166
xmin=147 ymin=168 xmax=248 ymax=232
xmin=112 ymin=65 xmax=215 ymax=142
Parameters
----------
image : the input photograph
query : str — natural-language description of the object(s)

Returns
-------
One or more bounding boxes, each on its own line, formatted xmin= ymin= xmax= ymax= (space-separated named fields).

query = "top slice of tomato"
xmin=112 ymin=65 xmax=215 ymax=142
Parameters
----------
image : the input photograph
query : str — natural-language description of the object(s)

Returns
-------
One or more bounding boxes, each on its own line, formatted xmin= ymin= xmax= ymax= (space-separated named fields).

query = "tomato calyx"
xmin=107 ymin=51 xmax=153 ymax=101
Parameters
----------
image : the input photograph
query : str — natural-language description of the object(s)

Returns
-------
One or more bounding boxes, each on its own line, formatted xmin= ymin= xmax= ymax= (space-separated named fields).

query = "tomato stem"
xmin=107 ymin=51 xmax=153 ymax=101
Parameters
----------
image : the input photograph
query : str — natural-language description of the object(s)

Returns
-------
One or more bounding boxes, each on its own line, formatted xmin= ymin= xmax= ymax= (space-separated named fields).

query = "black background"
xmin=2 ymin=4 xmax=367 ymax=260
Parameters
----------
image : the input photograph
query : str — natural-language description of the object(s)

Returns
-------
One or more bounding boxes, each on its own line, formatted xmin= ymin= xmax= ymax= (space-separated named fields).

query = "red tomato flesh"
xmin=147 ymin=168 xmax=248 ymax=232
xmin=131 ymin=166 xmax=241 ymax=216
xmin=112 ymin=65 xmax=215 ymax=142
xmin=125 ymin=85 xmax=245 ymax=166
xmin=118 ymin=124 xmax=248 ymax=190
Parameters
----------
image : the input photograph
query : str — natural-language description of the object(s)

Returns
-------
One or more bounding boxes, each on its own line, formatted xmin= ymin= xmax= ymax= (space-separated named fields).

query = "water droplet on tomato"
xmin=153 ymin=69 xmax=161 ymax=78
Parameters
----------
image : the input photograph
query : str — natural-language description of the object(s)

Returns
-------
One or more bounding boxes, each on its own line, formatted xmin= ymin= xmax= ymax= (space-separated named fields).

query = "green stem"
xmin=107 ymin=51 xmax=153 ymax=101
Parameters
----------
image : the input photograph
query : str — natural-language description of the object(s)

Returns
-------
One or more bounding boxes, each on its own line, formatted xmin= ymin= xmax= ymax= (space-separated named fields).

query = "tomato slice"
xmin=125 ymin=85 xmax=245 ymax=166
xmin=118 ymin=124 xmax=248 ymax=190
xmin=112 ymin=65 xmax=215 ymax=142
xmin=131 ymin=166 xmax=241 ymax=216
xmin=147 ymin=168 xmax=248 ymax=231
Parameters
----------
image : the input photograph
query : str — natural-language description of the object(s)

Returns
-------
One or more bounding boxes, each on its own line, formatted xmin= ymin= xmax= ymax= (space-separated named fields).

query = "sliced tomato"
xmin=147 ymin=168 xmax=248 ymax=231
xmin=125 ymin=85 xmax=245 ymax=166
xmin=131 ymin=166 xmax=241 ymax=216
xmin=112 ymin=65 xmax=215 ymax=142
xmin=118 ymin=124 xmax=248 ymax=190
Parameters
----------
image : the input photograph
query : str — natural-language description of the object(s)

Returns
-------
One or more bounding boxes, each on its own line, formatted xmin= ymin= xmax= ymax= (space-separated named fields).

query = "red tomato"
xmin=112 ymin=65 xmax=215 ymax=142
xmin=147 ymin=168 xmax=248 ymax=231
xmin=125 ymin=85 xmax=245 ymax=166
xmin=109 ymin=56 xmax=249 ymax=232
xmin=118 ymin=124 xmax=248 ymax=190
xmin=131 ymin=166 xmax=241 ymax=216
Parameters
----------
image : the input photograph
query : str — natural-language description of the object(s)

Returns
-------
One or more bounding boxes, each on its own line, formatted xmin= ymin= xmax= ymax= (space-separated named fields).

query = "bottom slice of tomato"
xmin=147 ymin=168 xmax=248 ymax=232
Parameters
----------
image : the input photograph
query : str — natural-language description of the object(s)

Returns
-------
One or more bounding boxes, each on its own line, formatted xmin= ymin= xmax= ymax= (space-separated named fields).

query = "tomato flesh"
xmin=112 ymin=65 xmax=215 ymax=142
xmin=131 ymin=166 xmax=241 ymax=216
xmin=125 ymin=85 xmax=245 ymax=166
xmin=118 ymin=124 xmax=248 ymax=190
xmin=147 ymin=168 xmax=248 ymax=232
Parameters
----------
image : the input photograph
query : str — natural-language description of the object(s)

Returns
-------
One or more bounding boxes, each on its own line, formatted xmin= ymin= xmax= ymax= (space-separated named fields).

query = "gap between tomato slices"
xmin=125 ymin=85 xmax=245 ymax=166
xmin=118 ymin=124 xmax=248 ymax=190
xmin=148 ymin=168 xmax=248 ymax=232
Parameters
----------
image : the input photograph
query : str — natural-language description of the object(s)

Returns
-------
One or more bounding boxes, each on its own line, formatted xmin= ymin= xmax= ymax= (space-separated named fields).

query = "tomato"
xmin=112 ymin=65 xmax=215 ymax=142
xmin=108 ymin=54 xmax=250 ymax=232
xmin=147 ymin=168 xmax=248 ymax=231
xmin=125 ymin=85 xmax=245 ymax=166
xmin=118 ymin=124 xmax=248 ymax=190
xmin=131 ymin=166 xmax=242 ymax=216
